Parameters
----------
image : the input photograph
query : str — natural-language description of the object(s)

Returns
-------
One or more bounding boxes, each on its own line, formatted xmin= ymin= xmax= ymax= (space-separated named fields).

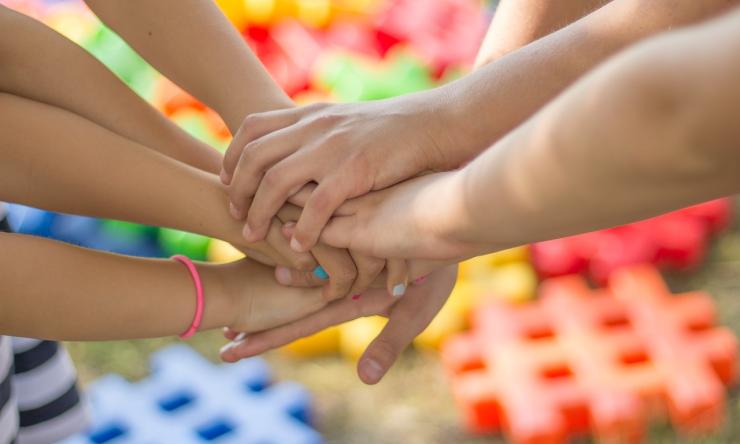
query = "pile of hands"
xmin=216 ymin=95 xmax=487 ymax=384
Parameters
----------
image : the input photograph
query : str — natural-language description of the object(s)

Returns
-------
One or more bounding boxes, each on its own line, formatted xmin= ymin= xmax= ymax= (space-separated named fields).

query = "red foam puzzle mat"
xmin=531 ymin=199 xmax=733 ymax=285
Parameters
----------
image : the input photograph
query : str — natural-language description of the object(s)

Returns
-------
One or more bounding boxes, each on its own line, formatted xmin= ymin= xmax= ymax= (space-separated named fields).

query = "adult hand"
xmin=221 ymin=266 xmax=457 ymax=384
xmin=221 ymin=90 xmax=478 ymax=254
xmin=317 ymin=171 xmax=488 ymax=261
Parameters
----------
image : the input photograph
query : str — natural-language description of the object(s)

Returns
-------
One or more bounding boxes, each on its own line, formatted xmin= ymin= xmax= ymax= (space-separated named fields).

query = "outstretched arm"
xmin=81 ymin=0 xmax=382 ymax=300
xmin=0 ymin=5 xmax=221 ymax=173
xmin=0 ymin=232 xmax=327 ymax=340
xmin=83 ymin=0 xmax=292 ymax=132
xmin=221 ymin=0 xmax=739 ymax=253
xmin=0 ymin=92 xmax=306 ymax=267
xmin=475 ymin=0 xmax=610 ymax=67
xmin=317 ymin=7 xmax=740 ymax=260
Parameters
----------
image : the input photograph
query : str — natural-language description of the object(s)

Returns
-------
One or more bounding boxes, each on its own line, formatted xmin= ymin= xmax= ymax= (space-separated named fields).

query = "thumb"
xmin=356 ymin=310 xmax=420 ymax=385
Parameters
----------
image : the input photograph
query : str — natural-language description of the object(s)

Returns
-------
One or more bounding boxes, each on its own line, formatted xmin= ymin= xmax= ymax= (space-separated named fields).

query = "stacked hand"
xmin=222 ymin=266 xmax=457 ymax=385
xmin=215 ymin=96 xmax=487 ymax=384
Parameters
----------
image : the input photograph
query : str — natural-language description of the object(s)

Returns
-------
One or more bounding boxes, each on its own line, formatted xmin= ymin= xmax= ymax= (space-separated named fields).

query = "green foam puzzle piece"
xmin=158 ymin=228 xmax=211 ymax=261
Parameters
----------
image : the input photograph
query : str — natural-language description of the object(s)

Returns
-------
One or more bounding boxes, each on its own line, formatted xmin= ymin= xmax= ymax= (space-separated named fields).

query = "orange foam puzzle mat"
xmin=442 ymin=264 xmax=737 ymax=444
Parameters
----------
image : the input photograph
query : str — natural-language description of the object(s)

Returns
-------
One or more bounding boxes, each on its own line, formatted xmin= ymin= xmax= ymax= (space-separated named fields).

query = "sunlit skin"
xmin=317 ymin=9 xmax=740 ymax=262
xmin=81 ymin=0 xmax=397 ymax=300
xmin=222 ymin=4 xmax=740 ymax=385
xmin=222 ymin=0 xmax=739 ymax=256
xmin=0 ymin=3 xmax=444 ymax=370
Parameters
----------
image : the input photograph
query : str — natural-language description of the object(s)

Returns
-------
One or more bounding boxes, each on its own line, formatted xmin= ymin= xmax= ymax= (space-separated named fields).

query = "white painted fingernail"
xmin=219 ymin=334 xmax=248 ymax=355
xmin=392 ymin=283 xmax=407 ymax=298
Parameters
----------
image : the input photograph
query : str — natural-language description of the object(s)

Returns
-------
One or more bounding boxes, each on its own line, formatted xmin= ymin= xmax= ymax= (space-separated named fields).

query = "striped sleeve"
xmin=0 ymin=337 xmax=19 ymax=444
xmin=11 ymin=339 xmax=89 ymax=444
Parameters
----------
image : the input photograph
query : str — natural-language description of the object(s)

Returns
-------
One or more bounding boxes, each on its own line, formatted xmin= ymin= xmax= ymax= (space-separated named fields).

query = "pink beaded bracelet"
xmin=172 ymin=255 xmax=204 ymax=339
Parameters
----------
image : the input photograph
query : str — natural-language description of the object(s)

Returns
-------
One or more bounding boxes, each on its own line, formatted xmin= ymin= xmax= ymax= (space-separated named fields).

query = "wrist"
xmin=197 ymin=263 xmax=238 ymax=330
xmin=221 ymin=94 xmax=293 ymax=135
xmin=429 ymin=82 xmax=494 ymax=169
xmin=417 ymin=171 xmax=488 ymax=260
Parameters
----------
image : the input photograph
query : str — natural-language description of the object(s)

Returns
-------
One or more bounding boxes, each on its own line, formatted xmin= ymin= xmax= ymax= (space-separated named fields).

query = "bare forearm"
xmin=0 ymin=232 xmax=233 ymax=340
xmin=475 ymin=0 xmax=609 ymax=67
xmin=84 ymin=0 xmax=292 ymax=132
xmin=440 ymin=0 xmax=739 ymax=163
xmin=456 ymin=10 xmax=740 ymax=250
xmin=0 ymin=6 xmax=221 ymax=173
xmin=0 ymin=94 xmax=247 ymax=248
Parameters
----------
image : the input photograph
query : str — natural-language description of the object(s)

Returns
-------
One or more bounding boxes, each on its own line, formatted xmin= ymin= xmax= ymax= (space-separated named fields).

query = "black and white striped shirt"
xmin=0 ymin=211 xmax=89 ymax=444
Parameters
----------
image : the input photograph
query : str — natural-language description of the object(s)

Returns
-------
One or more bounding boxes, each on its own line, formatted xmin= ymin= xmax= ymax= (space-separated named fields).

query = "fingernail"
xmin=275 ymin=266 xmax=292 ymax=285
xmin=352 ymin=294 xmax=361 ymax=301
xmin=290 ymin=237 xmax=304 ymax=253
xmin=362 ymin=358 xmax=384 ymax=383
xmin=229 ymin=202 xmax=241 ymax=219
xmin=220 ymin=169 xmax=230 ymax=184
xmin=413 ymin=275 xmax=428 ymax=285
xmin=242 ymin=223 xmax=253 ymax=240
xmin=219 ymin=334 xmax=248 ymax=355
xmin=392 ymin=283 xmax=406 ymax=298
xmin=313 ymin=266 xmax=329 ymax=280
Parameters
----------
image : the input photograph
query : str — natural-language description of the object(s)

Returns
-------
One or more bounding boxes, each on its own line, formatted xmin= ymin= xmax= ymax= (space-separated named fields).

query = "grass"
xmin=66 ymin=198 xmax=740 ymax=444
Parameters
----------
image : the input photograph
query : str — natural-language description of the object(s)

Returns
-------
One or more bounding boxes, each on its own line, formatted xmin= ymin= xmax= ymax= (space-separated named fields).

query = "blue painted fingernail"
xmin=312 ymin=266 xmax=329 ymax=280
xmin=392 ymin=283 xmax=406 ymax=298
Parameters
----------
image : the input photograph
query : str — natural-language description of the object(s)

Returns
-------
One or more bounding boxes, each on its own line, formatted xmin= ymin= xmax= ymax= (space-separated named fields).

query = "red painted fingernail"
xmin=352 ymin=294 xmax=361 ymax=300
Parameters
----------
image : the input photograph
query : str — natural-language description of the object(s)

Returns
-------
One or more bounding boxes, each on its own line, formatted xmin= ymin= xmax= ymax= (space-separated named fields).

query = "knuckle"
xmin=261 ymin=168 xmax=283 ymax=189
xmin=312 ymin=112 xmax=343 ymax=127
xmin=242 ymin=140 xmax=262 ymax=158
xmin=242 ymin=113 xmax=263 ymax=130
xmin=305 ymin=102 xmax=327 ymax=113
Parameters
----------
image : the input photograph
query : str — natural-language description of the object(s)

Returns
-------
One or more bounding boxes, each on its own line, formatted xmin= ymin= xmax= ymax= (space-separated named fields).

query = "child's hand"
xmin=220 ymin=266 xmax=458 ymax=385
xmin=274 ymin=203 xmax=385 ymax=301
xmin=216 ymin=259 xmax=328 ymax=333
xmin=221 ymin=93 xmax=479 ymax=254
